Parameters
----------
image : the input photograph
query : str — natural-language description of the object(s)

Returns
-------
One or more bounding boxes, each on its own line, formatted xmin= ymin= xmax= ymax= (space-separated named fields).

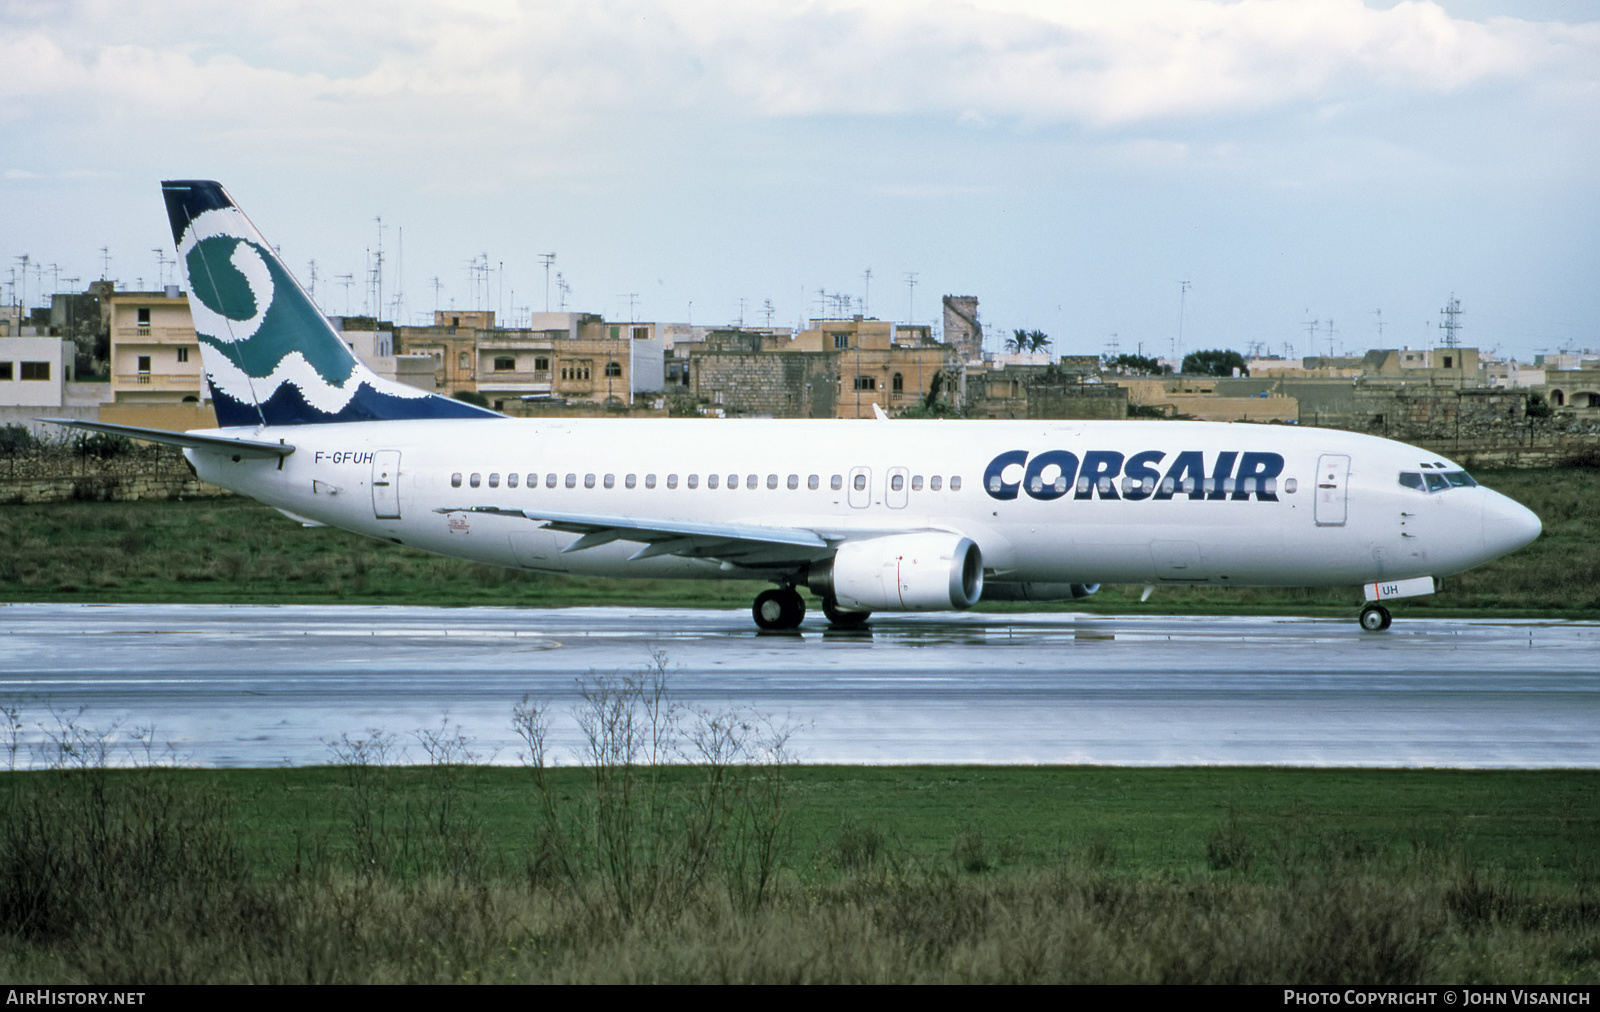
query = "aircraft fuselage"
xmin=185 ymin=416 xmax=1538 ymax=593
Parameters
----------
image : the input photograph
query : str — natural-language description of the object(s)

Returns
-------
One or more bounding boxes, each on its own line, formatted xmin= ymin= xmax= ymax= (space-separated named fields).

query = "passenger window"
xmin=1399 ymin=473 xmax=1425 ymax=491
xmin=831 ymin=475 xmax=843 ymax=491
xmin=527 ymin=474 xmax=537 ymax=488
xmin=470 ymin=473 xmax=481 ymax=488
xmin=451 ymin=472 xmax=462 ymax=488
xmin=1097 ymin=477 xmax=1113 ymax=494
xmin=1264 ymin=478 xmax=1277 ymax=495
xmin=688 ymin=474 xmax=699 ymax=489
xmin=507 ymin=473 xmax=518 ymax=488
xmin=808 ymin=475 xmax=819 ymax=490
xmin=1075 ymin=477 xmax=1089 ymax=494
xmin=666 ymin=474 xmax=678 ymax=489
xmin=565 ymin=474 xmax=576 ymax=488
xmin=1160 ymin=477 xmax=1175 ymax=494
xmin=733 ymin=474 xmax=743 ymax=489
xmin=546 ymin=473 xmax=557 ymax=488
xmin=891 ymin=474 xmax=904 ymax=492
xmin=488 ymin=473 xmax=500 ymax=488
xmin=625 ymin=474 xmax=636 ymax=489
xmin=769 ymin=474 xmax=780 ymax=490
xmin=1182 ymin=478 xmax=1197 ymax=494
xmin=853 ymin=474 xmax=867 ymax=491
xmin=1284 ymin=478 xmax=1297 ymax=494
xmin=584 ymin=474 xmax=596 ymax=489
xmin=787 ymin=474 xmax=799 ymax=490
xmin=949 ymin=476 xmax=961 ymax=491
xmin=603 ymin=474 xmax=615 ymax=489
xmin=708 ymin=474 xmax=720 ymax=489
xmin=930 ymin=476 xmax=942 ymax=491
xmin=645 ymin=474 xmax=656 ymax=489
xmin=912 ymin=475 xmax=923 ymax=491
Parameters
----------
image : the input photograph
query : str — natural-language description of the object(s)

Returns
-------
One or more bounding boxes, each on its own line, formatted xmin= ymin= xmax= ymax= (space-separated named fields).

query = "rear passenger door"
xmin=372 ymin=450 xmax=401 ymax=519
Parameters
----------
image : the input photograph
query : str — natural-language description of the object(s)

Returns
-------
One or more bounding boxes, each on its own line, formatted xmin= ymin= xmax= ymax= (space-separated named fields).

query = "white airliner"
xmin=47 ymin=181 xmax=1542 ymax=632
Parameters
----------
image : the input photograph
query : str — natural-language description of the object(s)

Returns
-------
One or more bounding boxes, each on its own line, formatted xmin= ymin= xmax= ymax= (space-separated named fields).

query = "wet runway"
xmin=1 ymin=603 xmax=1596 ymax=768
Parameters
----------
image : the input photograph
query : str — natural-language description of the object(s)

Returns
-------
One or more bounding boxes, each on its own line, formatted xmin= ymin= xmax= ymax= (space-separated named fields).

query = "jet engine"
xmin=808 ymin=533 xmax=983 ymax=612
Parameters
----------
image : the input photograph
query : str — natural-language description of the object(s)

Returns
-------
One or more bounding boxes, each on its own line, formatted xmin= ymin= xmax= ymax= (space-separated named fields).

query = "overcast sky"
xmin=3 ymin=0 xmax=1596 ymax=361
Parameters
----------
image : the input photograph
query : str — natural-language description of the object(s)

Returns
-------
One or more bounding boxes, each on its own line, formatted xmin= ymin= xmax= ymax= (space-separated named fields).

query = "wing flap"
xmin=433 ymin=506 xmax=832 ymax=566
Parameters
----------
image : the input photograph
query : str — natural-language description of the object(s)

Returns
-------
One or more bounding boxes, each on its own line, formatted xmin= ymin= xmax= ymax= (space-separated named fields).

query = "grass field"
xmin=1 ymin=757 xmax=1595 ymax=984
xmin=2 ymin=466 xmax=1597 ymax=617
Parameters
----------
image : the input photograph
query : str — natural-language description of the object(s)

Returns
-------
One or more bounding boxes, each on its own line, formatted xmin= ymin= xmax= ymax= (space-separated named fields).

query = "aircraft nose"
xmin=1482 ymin=491 xmax=1542 ymax=560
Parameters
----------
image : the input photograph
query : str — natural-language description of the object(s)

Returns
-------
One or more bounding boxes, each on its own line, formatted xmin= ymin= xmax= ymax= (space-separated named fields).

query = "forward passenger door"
xmin=1314 ymin=453 xmax=1350 ymax=527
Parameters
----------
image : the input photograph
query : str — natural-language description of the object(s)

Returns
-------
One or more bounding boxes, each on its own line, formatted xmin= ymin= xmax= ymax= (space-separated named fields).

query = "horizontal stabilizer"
xmin=39 ymin=418 xmax=295 ymax=459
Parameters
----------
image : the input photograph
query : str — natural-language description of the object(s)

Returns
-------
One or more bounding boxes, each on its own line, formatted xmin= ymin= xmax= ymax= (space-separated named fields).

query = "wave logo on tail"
xmin=162 ymin=180 xmax=496 ymax=427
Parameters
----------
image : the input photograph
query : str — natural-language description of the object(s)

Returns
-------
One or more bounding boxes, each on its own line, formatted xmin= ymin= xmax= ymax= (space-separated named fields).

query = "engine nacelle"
xmin=809 ymin=533 xmax=983 ymax=612
xmin=980 ymin=582 xmax=1100 ymax=602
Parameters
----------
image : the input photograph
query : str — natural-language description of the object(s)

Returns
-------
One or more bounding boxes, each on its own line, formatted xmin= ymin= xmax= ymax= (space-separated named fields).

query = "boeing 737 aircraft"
xmin=47 ymin=181 xmax=1543 ymax=631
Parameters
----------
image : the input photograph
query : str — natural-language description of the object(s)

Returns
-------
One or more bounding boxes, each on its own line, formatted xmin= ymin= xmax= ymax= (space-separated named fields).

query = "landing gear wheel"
xmin=753 ymin=588 xmax=806 ymax=630
xmin=1359 ymin=604 xmax=1392 ymax=632
xmin=822 ymin=594 xmax=871 ymax=628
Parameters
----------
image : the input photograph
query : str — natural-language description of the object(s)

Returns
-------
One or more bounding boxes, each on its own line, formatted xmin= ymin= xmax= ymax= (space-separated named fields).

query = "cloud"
xmin=1 ymin=0 xmax=1593 ymax=140
xmin=667 ymin=0 xmax=1599 ymax=126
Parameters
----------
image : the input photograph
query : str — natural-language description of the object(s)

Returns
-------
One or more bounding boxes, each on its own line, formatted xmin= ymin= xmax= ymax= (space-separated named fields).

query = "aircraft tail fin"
xmin=160 ymin=180 xmax=496 ymax=427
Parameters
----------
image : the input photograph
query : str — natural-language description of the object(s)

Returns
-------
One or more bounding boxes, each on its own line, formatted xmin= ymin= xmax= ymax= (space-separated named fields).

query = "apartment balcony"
xmin=478 ymin=376 xmax=554 ymax=394
xmin=112 ymin=325 xmax=197 ymax=345
xmin=112 ymin=373 xmax=205 ymax=392
xmin=478 ymin=370 xmax=553 ymax=386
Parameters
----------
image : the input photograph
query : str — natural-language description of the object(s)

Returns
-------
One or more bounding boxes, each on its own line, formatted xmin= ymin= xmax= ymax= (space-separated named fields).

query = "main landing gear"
xmin=752 ymin=588 xmax=806 ymax=631
xmin=1359 ymin=603 xmax=1392 ymax=632
xmin=751 ymin=588 xmax=873 ymax=630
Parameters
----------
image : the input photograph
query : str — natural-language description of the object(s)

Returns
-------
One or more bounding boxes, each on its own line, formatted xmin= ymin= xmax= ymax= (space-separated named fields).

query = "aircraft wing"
xmin=39 ymin=419 xmax=295 ymax=459
xmin=433 ymin=505 xmax=835 ymax=568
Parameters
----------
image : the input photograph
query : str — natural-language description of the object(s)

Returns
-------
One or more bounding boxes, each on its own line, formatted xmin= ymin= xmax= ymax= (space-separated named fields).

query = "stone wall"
xmin=0 ymin=446 xmax=231 ymax=504
xmin=500 ymin=399 xmax=669 ymax=419
xmin=691 ymin=351 xmax=837 ymax=418
xmin=1025 ymin=383 xmax=1130 ymax=420
xmin=1369 ymin=423 xmax=1600 ymax=469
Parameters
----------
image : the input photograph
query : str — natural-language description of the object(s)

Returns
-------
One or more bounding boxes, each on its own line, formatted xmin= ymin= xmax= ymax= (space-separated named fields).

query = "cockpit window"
xmin=1402 ymin=469 xmax=1477 ymax=492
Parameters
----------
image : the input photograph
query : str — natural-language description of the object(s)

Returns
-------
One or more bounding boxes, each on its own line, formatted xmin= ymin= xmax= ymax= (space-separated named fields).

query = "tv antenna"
xmin=538 ymin=253 xmax=556 ymax=312
xmin=1175 ymin=280 xmax=1190 ymax=360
